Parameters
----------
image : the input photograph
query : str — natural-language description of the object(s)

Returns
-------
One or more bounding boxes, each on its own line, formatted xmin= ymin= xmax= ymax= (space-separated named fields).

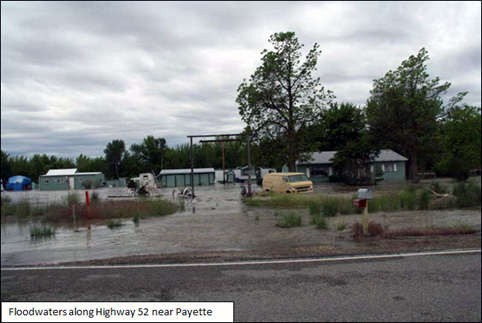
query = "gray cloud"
xmin=1 ymin=1 xmax=480 ymax=158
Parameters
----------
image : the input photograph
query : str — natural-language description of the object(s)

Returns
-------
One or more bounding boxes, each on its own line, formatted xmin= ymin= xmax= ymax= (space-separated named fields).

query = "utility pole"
xmin=190 ymin=136 xmax=195 ymax=197
xmin=191 ymin=133 xmax=252 ymax=196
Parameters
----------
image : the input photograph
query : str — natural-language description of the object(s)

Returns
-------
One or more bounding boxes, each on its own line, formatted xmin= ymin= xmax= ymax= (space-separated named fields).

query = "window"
xmin=384 ymin=163 xmax=396 ymax=172
xmin=55 ymin=178 xmax=65 ymax=184
xmin=310 ymin=166 xmax=329 ymax=178
xmin=288 ymin=174 xmax=309 ymax=182
xmin=78 ymin=177 xmax=83 ymax=182
xmin=44 ymin=179 xmax=50 ymax=184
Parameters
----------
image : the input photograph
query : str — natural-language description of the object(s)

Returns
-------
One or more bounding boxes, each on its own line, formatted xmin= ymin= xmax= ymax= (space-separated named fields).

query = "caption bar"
xmin=2 ymin=302 xmax=234 ymax=322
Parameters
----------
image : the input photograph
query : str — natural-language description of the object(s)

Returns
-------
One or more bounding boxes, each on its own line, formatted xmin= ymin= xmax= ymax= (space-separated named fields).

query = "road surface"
xmin=2 ymin=250 xmax=481 ymax=322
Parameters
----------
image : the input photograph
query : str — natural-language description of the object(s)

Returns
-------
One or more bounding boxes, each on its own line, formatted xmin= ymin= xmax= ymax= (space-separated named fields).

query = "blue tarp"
xmin=5 ymin=176 xmax=32 ymax=191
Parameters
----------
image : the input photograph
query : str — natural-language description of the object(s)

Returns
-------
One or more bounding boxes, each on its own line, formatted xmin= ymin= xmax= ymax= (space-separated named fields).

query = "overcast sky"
xmin=2 ymin=1 xmax=481 ymax=158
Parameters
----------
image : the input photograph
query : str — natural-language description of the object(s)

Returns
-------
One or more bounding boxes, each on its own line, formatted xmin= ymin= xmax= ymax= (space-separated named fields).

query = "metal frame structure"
xmin=187 ymin=133 xmax=251 ymax=198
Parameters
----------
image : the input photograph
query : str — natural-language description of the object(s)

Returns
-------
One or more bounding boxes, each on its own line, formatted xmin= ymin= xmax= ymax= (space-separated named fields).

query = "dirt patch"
xmin=51 ymin=234 xmax=481 ymax=267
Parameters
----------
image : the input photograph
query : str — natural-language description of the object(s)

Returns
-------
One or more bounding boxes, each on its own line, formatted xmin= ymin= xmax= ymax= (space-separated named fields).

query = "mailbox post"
xmin=354 ymin=189 xmax=373 ymax=235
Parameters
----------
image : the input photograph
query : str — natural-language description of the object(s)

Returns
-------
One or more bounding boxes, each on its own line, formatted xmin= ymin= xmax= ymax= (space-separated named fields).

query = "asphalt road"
xmin=2 ymin=251 xmax=481 ymax=322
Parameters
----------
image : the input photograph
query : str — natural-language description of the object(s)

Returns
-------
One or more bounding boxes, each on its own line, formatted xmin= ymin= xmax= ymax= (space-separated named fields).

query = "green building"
xmin=295 ymin=149 xmax=407 ymax=183
xmin=160 ymin=168 xmax=215 ymax=187
xmin=39 ymin=168 xmax=105 ymax=191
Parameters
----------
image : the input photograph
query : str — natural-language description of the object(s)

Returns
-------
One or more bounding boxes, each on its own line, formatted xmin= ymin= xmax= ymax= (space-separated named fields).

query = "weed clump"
xmin=310 ymin=213 xmax=328 ymax=229
xmin=453 ymin=182 xmax=481 ymax=208
xmin=322 ymin=199 xmax=338 ymax=217
xmin=106 ymin=220 xmax=123 ymax=229
xmin=29 ymin=223 xmax=56 ymax=237
xmin=276 ymin=212 xmax=302 ymax=228
xmin=351 ymin=221 xmax=384 ymax=240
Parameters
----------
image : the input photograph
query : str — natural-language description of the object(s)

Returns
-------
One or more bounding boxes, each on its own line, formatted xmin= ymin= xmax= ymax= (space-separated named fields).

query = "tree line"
xmin=1 ymin=137 xmax=249 ymax=183
xmin=1 ymin=32 xmax=480 ymax=184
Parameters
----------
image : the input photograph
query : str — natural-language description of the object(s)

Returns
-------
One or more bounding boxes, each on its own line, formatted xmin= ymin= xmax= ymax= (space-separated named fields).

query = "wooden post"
xmin=190 ymin=136 xmax=195 ymax=198
xmin=222 ymin=140 xmax=226 ymax=185
xmin=247 ymin=134 xmax=252 ymax=197
xmin=362 ymin=200 xmax=368 ymax=235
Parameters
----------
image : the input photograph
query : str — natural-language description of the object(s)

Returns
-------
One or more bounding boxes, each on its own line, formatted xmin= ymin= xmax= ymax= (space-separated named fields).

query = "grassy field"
xmin=245 ymin=181 xmax=481 ymax=216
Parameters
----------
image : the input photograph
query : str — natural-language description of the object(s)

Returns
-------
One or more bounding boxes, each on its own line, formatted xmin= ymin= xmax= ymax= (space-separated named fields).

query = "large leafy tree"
xmin=104 ymin=139 xmax=126 ymax=179
xmin=237 ymin=31 xmax=335 ymax=171
xmin=312 ymin=102 xmax=366 ymax=151
xmin=436 ymin=104 xmax=481 ymax=181
xmin=366 ymin=48 xmax=452 ymax=182
xmin=130 ymin=136 xmax=167 ymax=174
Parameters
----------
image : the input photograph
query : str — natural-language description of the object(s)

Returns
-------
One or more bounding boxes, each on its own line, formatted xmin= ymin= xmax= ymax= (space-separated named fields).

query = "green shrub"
xmin=322 ymin=199 xmax=338 ymax=217
xmin=30 ymin=223 xmax=56 ymax=237
xmin=65 ymin=192 xmax=79 ymax=206
xmin=309 ymin=201 xmax=322 ymax=215
xmin=419 ymin=190 xmax=432 ymax=210
xmin=132 ymin=212 xmax=140 ymax=224
xmin=453 ymin=182 xmax=481 ymax=208
xmin=106 ymin=220 xmax=123 ymax=229
xmin=400 ymin=189 xmax=417 ymax=211
xmin=277 ymin=213 xmax=302 ymax=228
xmin=91 ymin=192 xmax=99 ymax=203
xmin=150 ymin=198 xmax=178 ymax=216
xmin=314 ymin=216 xmax=328 ymax=229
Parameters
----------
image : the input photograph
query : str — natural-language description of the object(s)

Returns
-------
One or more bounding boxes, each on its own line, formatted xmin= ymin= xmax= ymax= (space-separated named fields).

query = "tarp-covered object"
xmin=5 ymin=176 xmax=32 ymax=191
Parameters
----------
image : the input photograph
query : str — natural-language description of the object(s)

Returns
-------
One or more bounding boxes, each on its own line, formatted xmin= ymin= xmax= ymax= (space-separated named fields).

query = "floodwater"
xmin=1 ymin=183 xmax=352 ymax=266
xmin=2 ymin=178 xmax=480 ymax=267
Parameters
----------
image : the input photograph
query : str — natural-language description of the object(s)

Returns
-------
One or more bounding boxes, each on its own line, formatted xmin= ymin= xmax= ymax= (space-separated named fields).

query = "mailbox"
xmin=353 ymin=199 xmax=367 ymax=208
xmin=357 ymin=188 xmax=373 ymax=200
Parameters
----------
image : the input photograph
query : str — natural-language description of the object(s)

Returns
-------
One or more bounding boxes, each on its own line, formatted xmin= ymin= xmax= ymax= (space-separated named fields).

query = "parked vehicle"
xmin=262 ymin=172 xmax=314 ymax=193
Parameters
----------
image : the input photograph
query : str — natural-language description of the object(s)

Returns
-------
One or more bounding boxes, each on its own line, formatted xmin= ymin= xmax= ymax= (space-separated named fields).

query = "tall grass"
xmin=311 ymin=213 xmax=328 ymax=229
xmin=276 ymin=212 xmax=302 ymax=228
xmin=322 ymin=199 xmax=339 ymax=217
xmin=65 ymin=192 xmax=79 ymax=206
xmin=400 ymin=189 xmax=417 ymax=211
xmin=419 ymin=190 xmax=431 ymax=210
xmin=246 ymin=181 xmax=481 ymax=216
xmin=1 ymin=196 xmax=179 ymax=224
xmin=29 ymin=223 xmax=56 ymax=237
xmin=453 ymin=182 xmax=481 ymax=208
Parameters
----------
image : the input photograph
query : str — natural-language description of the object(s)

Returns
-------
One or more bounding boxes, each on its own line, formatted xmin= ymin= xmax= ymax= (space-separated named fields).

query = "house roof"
xmin=44 ymin=168 xmax=78 ymax=176
xmin=298 ymin=149 xmax=407 ymax=165
xmin=160 ymin=168 xmax=215 ymax=175
xmin=375 ymin=150 xmax=408 ymax=162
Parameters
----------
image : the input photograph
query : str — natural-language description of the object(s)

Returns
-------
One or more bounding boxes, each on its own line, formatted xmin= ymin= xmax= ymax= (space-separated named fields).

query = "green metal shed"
xmin=159 ymin=168 xmax=215 ymax=187
xmin=39 ymin=168 xmax=105 ymax=191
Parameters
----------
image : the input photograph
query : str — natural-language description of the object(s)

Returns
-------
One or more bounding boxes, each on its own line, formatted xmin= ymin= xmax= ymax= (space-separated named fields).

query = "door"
xmin=69 ymin=177 xmax=75 ymax=190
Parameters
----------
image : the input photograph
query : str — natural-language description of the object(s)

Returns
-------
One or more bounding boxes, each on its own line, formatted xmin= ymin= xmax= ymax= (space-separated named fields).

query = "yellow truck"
xmin=262 ymin=172 xmax=314 ymax=194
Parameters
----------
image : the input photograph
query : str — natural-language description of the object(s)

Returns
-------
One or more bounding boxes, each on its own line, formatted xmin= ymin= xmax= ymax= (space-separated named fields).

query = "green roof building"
xmin=39 ymin=168 xmax=105 ymax=191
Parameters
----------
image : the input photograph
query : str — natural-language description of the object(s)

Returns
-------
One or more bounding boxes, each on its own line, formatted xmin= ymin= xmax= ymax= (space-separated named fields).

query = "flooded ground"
xmin=1 ymin=178 xmax=481 ymax=267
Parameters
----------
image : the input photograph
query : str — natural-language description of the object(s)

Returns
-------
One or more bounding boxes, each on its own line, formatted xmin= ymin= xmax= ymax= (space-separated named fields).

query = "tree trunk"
xmin=409 ymin=154 xmax=419 ymax=183
xmin=289 ymin=160 xmax=296 ymax=172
